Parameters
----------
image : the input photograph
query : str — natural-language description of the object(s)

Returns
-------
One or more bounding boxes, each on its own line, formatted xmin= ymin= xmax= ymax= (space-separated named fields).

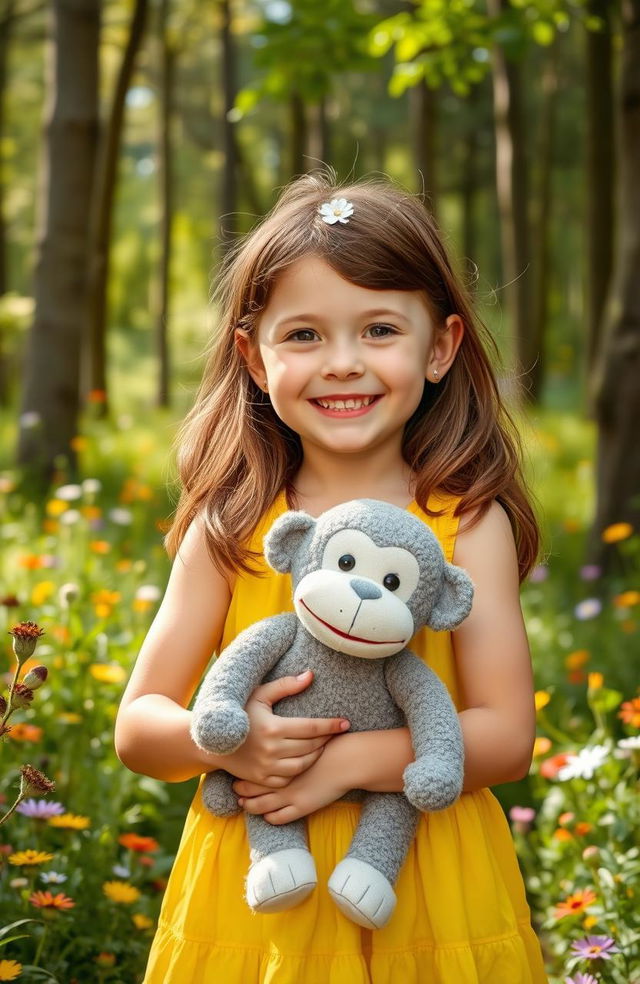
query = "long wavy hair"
xmin=166 ymin=173 xmax=539 ymax=581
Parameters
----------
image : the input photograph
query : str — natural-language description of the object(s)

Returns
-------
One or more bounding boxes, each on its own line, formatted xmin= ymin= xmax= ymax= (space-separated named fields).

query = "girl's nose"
xmin=321 ymin=342 xmax=365 ymax=379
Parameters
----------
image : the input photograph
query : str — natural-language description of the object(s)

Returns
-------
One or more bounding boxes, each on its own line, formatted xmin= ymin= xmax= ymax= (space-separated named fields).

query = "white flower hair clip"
xmin=318 ymin=198 xmax=354 ymax=225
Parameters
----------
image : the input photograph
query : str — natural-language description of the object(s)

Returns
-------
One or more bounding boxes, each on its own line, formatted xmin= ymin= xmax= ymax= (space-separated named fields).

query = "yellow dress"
xmin=143 ymin=492 xmax=548 ymax=984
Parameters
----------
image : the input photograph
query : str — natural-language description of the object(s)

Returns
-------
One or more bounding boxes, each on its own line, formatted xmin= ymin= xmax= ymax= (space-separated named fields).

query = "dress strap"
xmin=408 ymin=491 xmax=463 ymax=564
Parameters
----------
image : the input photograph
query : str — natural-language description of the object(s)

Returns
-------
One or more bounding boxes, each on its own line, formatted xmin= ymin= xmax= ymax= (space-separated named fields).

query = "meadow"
xmin=0 ymin=401 xmax=638 ymax=983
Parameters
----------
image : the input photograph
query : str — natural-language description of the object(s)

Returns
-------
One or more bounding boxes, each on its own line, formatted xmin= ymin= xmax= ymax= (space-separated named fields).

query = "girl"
xmin=116 ymin=173 xmax=548 ymax=983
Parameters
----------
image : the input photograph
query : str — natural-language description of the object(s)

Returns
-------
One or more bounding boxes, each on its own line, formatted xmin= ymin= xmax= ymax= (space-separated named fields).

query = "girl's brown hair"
xmin=166 ymin=172 xmax=539 ymax=581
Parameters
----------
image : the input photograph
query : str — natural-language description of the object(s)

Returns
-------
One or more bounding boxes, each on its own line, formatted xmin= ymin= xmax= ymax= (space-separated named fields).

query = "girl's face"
xmin=237 ymin=255 xmax=462 ymax=462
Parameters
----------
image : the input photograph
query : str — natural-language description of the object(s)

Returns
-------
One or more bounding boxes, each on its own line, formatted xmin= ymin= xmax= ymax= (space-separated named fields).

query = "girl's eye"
xmin=366 ymin=323 xmax=396 ymax=338
xmin=383 ymin=573 xmax=400 ymax=591
xmin=287 ymin=329 xmax=318 ymax=342
xmin=338 ymin=554 xmax=356 ymax=571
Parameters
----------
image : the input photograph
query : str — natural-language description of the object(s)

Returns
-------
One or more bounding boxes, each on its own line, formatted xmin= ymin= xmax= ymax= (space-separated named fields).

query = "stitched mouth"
xmin=299 ymin=598 xmax=404 ymax=645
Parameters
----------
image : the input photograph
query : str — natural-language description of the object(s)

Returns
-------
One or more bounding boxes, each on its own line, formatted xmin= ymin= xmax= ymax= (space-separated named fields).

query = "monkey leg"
xmin=244 ymin=813 xmax=317 ymax=913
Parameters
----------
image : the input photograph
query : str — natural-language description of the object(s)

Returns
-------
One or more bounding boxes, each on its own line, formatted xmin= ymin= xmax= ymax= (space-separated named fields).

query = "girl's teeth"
xmin=317 ymin=397 xmax=374 ymax=410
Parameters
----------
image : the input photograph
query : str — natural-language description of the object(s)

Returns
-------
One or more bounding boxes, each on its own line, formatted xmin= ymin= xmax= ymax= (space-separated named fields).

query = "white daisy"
xmin=558 ymin=744 xmax=609 ymax=781
xmin=618 ymin=735 xmax=640 ymax=750
xmin=318 ymin=198 xmax=354 ymax=225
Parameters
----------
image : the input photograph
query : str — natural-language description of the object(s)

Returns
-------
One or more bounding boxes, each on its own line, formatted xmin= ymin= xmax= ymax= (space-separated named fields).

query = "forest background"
xmin=0 ymin=1 xmax=638 ymax=982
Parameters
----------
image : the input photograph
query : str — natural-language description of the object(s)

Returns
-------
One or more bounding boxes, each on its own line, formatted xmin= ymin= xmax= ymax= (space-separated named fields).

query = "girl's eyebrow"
xmin=275 ymin=308 xmax=411 ymax=328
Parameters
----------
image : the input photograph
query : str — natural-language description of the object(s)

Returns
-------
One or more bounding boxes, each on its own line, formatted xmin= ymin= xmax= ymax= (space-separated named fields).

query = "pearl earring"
xmin=432 ymin=368 xmax=439 ymax=381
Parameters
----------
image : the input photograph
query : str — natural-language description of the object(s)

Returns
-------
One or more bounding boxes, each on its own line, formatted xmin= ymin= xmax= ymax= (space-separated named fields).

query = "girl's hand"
xmin=233 ymin=733 xmax=351 ymax=824
xmin=221 ymin=670 xmax=349 ymax=789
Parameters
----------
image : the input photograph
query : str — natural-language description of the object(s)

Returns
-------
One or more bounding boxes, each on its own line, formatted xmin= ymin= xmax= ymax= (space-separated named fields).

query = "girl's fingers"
xmin=238 ymin=792 xmax=279 ymax=815
xmin=281 ymin=735 xmax=331 ymax=757
xmin=275 ymin=748 xmax=325 ymax=777
xmin=251 ymin=672 xmax=315 ymax=708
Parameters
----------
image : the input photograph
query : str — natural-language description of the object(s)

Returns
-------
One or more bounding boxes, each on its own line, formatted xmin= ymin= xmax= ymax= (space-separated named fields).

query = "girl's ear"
xmin=235 ymin=328 xmax=266 ymax=390
xmin=426 ymin=314 xmax=465 ymax=382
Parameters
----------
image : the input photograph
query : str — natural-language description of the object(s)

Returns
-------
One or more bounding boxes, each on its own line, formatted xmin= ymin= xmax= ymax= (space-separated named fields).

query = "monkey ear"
xmin=426 ymin=563 xmax=474 ymax=632
xmin=264 ymin=511 xmax=316 ymax=573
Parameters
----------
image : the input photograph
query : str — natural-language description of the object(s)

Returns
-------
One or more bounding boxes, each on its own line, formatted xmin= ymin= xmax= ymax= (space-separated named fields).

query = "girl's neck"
xmin=291 ymin=445 xmax=415 ymax=516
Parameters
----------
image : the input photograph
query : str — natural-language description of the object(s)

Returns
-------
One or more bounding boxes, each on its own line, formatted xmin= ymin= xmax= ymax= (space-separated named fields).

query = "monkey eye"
xmin=383 ymin=573 xmax=400 ymax=592
xmin=338 ymin=554 xmax=356 ymax=571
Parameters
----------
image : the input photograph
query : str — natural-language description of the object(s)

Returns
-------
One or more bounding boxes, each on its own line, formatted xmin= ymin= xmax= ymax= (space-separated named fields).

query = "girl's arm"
xmin=235 ymin=501 xmax=536 ymax=821
xmin=115 ymin=517 xmax=347 ymax=784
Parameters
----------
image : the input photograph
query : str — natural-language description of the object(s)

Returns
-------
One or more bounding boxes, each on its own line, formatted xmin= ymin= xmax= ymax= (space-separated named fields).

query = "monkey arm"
xmin=191 ymin=613 xmax=299 ymax=755
xmin=384 ymin=650 xmax=464 ymax=812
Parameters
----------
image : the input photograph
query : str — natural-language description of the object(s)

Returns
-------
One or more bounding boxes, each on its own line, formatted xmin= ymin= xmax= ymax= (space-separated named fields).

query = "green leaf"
xmin=531 ymin=20 xmax=555 ymax=46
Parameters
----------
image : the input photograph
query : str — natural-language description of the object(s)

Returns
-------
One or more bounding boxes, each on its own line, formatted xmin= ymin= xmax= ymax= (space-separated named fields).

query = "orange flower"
xmin=95 ymin=953 xmax=116 ymax=967
xmin=568 ymin=669 xmax=587 ymax=685
xmin=554 ymin=888 xmax=597 ymax=919
xmin=18 ymin=554 xmax=44 ymax=570
xmin=565 ymin=650 xmax=589 ymax=670
xmin=553 ymin=828 xmax=573 ymax=842
xmin=90 ymin=540 xmax=111 ymax=555
xmin=602 ymin=522 xmax=633 ymax=543
xmin=558 ymin=812 xmax=575 ymax=826
xmin=619 ymin=697 xmax=640 ymax=728
xmin=70 ymin=435 xmax=88 ymax=452
xmin=540 ymin=752 xmax=571 ymax=779
xmin=588 ymin=672 xmax=604 ymax=691
xmin=575 ymin=822 xmax=592 ymax=837
xmin=87 ymin=389 xmax=107 ymax=404
xmin=119 ymin=833 xmax=160 ymax=853
xmin=29 ymin=890 xmax=75 ymax=910
xmin=8 ymin=723 xmax=43 ymax=743
xmin=81 ymin=505 xmax=102 ymax=520
xmin=613 ymin=590 xmax=640 ymax=608
xmin=532 ymin=736 xmax=552 ymax=757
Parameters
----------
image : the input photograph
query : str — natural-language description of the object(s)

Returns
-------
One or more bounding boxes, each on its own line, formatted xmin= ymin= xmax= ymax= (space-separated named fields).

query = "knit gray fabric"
xmin=191 ymin=499 xmax=474 ymax=928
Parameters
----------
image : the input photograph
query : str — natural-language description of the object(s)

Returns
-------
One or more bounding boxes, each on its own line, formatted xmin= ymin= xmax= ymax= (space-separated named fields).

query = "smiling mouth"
xmin=299 ymin=598 xmax=403 ymax=645
xmin=311 ymin=395 xmax=382 ymax=412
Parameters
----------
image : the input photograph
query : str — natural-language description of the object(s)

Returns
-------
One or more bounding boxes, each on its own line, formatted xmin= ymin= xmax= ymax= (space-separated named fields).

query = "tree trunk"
xmin=585 ymin=0 xmax=615 ymax=382
xmin=0 ymin=0 xmax=15 ymax=298
xmin=591 ymin=0 xmax=640 ymax=561
xmin=289 ymin=90 xmax=307 ymax=177
xmin=461 ymin=88 xmax=479 ymax=276
xmin=307 ymin=96 xmax=331 ymax=168
xmin=487 ymin=0 xmax=532 ymax=393
xmin=84 ymin=0 xmax=148 ymax=410
xmin=219 ymin=0 xmax=238 ymax=248
xmin=156 ymin=0 xmax=173 ymax=408
xmin=529 ymin=44 xmax=558 ymax=402
xmin=17 ymin=0 xmax=99 ymax=478
xmin=411 ymin=80 xmax=438 ymax=215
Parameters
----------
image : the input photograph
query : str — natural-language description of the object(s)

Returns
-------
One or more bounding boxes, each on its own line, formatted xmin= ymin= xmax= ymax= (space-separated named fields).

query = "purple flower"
xmin=579 ymin=565 xmax=602 ymax=582
xmin=16 ymin=798 xmax=65 ymax=819
xmin=565 ymin=974 xmax=598 ymax=984
xmin=574 ymin=599 xmax=602 ymax=621
xmin=570 ymin=935 xmax=620 ymax=961
xmin=529 ymin=564 xmax=549 ymax=583
xmin=509 ymin=805 xmax=536 ymax=833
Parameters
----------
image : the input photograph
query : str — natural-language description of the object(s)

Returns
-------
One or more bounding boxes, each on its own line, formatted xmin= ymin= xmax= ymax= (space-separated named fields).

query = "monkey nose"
xmin=350 ymin=578 xmax=382 ymax=601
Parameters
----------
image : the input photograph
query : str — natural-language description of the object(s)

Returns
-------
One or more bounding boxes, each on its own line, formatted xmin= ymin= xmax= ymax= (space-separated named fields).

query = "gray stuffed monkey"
xmin=190 ymin=499 xmax=473 ymax=929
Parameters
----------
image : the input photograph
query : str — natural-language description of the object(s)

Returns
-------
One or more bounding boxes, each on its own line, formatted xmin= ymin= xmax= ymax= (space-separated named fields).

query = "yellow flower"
xmin=133 ymin=598 xmax=153 ymax=613
xmin=81 ymin=505 xmax=101 ymax=520
xmin=70 ymin=435 xmax=88 ymax=452
xmin=48 ymin=814 xmax=91 ymax=830
xmin=602 ymin=522 xmax=634 ymax=543
xmin=534 ymin=691 xmax=550 ymax=712
xmin=565 ymin=650 xmax=589 ymax=670
xmin=8 ymin=850 xmax=54 ymax=866
xmin=103 ymin=881 xmax=141 ymax=904
xmin=613 ymin=590 xmax=640 ymax=608
xmin=533 ymin=736 xmax=552 ymax=757
xmin=132 ymin=913 xmax=154 ymax=930
xmin=58 ymin=712 xmax=83 ymax=724
xmin=90 ymin=663 xmax=126 ymax=684
xmin=31 ymin=581 xmax=55 ymax=606
xmin=46 ymin=499 xmax=68 ymax=517
xmin=563 ymin=519 xmax=582 ymax=533
xmin=0 ymin=958 xmax=23 ymax=981
xmin=588 ymin=672 xmax=604 ymax=691
xmin=116 ymin=559 xmax=134 ymax=572
xmin=583 ymin=915 xmax=598 ymax=930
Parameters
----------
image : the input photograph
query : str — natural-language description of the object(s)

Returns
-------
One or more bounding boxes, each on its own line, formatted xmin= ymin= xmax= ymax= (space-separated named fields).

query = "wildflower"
xmin=70 ymin=435 xmax=88 ymax=452
xmin=112 ymin=864 xmax=131 ymax=878
xmin=48 ymin=813 xmax=90 ymax=830
xmin=87 ymin=389 xmax=107 ymax=403
xmin=46 ymin=499 xmax=68 ymax=518
xmin=558 ymin=812 xmax=575 ymax=826
xmin=8 ymin=878 xmax=28 ymax=889
xmin=554 ymin=888 xmax=597 ymax=919
xmin=8 ymin=622 xmax=45 ymax=661
xmin=9 ymin=849 xmax=54 ymax=866
xmin=103 ymin=880 xmax=141 ymax=904
xmin=19 ymin=765 xmax=55 ymax=797
xmin=529 ymin=564 xmax=549 ymax=583
xmin=90 ymin=540 xmax=111 ymax=554
xmin=135 ymin=585 xmax=162 ymax=602
xmin=532 ymin=736 xmax=551 ymax=757
xmin=618 ymin=735 xmax=640 ymax=749
xmin=558 ymin=745 xmax=609 ymax=781
xmin=318 ymin=198 xmax=354 ymax=225
xmin=91 ymin=588 xmax=120 ymax=617
xmin=22 ymin=666 xmax=47 ymax=691
xmin=613 ymin=590 xmax=640 ymax=608
xmin=30 ymin=581 xmax=55 ymax=606
xmin=8 ymin=683 xmax=33 ymax=709
xmin=59 ymin=508 xmax=80 ymax=525
xmin=89 ymin=664 xmax=126 ymax=684
xmin=0 ymin=594 xmax=20 ymax=608
xmin=579 ymin=565 xmax=601 ymax=582
xmin=95 ymin=954 xmax=116 ymax=968
xmin=582 ymin=846 xmax=600 ymax=862
xmin=601 ymin=522 xmax=633 ymax=543
xmin=57 ymin=712 xmax=82 ymax=725
xmin=82 ymin=478 xmax=102 ymax=494
xmin=132 ymin=913 xmax=154 ymax=929
xmin=575 ymin=823 xmax=592 ymax=837
xmin=0 ymin=959 xmax=23 ymax=981
xmin=564 ymin=974 xmax=598 ymax=984
xmin=587 ymin=672 xmax=603 ymax=691
xmin=570 ymin=935 xmax=620 ymax=960
xmin=40 ymin=871 xmax=67 ymax=884
xmin=118 ymin=833 xmax=160 ymax=853
xmin=29 ymin=890 xmax=75 ymax=910
xmin=16 ymin=799 xmax=64 ymax=819
xmin=58 ymin=583 xmax=79 ymax=607
xmin=565 ymin=650 xmax=589 ymax=670
xmin=618 ymin=697 xmax=640 ymax=727
xmin=53 ymin=483 xmax=82 ymax=501
xmin=540 ymin=752 xmax=571 ymax=779
xmin=553 ymin=828 xmax=573 ymax=842
xmin=574 ymin=599 xmax=602 ymax=620
xmin=109 ymin=507 xmax=133 ymax=525
xmin=9 ymin=724 xmax=43 ymax=742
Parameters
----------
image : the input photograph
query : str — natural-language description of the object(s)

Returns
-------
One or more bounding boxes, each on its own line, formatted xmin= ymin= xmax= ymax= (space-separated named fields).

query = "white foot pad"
xmin=328 ymin=858 xmax=396 ymax=929
xmin=246 ymin=848 xmax=317 ymax=913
